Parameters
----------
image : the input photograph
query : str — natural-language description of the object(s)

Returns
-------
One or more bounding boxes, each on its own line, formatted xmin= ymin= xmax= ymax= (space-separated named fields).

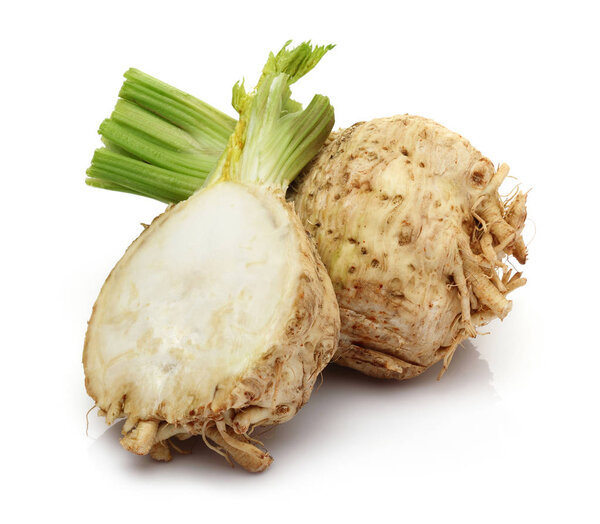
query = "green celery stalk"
xmin=120 ymin=68 xmax=236 ymax=151
xmin=86 ymin=41 xmax=334 ymax=201
xmin=86 ymin=70 xmax=237 ymax=197
xmin=87 ymin=148 xmax=202 ymax=203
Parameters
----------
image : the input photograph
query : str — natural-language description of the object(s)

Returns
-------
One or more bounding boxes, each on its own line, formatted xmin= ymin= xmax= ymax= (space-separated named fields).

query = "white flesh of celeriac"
xmin=85 ymin=182 xmax=302 ymax=420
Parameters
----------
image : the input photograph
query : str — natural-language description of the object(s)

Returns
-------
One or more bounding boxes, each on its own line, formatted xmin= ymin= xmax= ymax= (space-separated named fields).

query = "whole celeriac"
xmin=84 ymin=43 xmax=339 ymax=472
xmin=293 ymin=115 xmax=527 ymax=379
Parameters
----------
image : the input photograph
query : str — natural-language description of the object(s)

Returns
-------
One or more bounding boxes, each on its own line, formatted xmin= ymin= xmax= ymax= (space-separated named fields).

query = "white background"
xmin=2 ymin=1 xmax=598 ymax=522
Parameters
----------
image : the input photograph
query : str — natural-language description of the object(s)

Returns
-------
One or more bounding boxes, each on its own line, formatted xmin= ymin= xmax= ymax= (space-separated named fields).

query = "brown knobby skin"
xmin=292 ymin=115 xmax=527 ymax=379
xmin=84 ymin=184 xmax=339 ymax=472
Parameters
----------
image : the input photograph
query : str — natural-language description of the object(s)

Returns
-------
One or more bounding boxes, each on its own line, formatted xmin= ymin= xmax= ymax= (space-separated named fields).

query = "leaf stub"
xmin=208 ymin=41 xmax=335 ymax=190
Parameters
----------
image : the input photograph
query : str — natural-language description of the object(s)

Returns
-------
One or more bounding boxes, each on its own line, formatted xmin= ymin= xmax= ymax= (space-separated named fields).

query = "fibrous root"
xmin=119 ymin=417 xmax=273 ymax=473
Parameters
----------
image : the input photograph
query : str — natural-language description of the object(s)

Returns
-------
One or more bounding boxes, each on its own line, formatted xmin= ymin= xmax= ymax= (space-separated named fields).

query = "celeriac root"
xmin=335 ymin=342 xmax=425 ymax=380
xmin=207 ymin=422 xmax=273 ymax=473
xmin=149 ymin=441 xmax=172 ymax=462
xmin=504 ymin=192 xmax=528 ymax=264
xmin=118 ymin=418 xmax=273 ymax=473
xmin=85 ymin=186 xmax=339 ymax=472
xmin=293 ymin=116 xmax=528 ymax=380
xmin=475 ymin=196 xmax=516 ymax=253
xmin=120 ymin=420 xmax=158 ymax=456
xmin=452 ymin=264 xmax=474 ymax=335
xmin=461 ymin=255 xmax=511 ymax=320
xmin=439 ymin=334 xmax=467 ymax=379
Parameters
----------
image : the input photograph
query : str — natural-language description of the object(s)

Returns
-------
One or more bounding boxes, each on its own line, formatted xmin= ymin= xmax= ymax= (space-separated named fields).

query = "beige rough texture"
xmin=84 ymin=185 xmax=339 ymax=472
xmin=292 ymin=115 xmax=527 ymax=379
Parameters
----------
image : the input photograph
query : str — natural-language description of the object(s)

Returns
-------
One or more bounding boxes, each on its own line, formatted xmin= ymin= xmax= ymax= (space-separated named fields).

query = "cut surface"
xmin=84 ymin=182 xmax=301 ymax=421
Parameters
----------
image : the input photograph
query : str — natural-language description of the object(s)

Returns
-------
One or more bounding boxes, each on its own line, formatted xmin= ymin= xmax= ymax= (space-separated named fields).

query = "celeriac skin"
xmin=293 ymin=115 xmax=527 ymax=379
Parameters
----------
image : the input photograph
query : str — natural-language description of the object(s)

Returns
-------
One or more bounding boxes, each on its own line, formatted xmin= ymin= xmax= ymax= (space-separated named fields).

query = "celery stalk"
xmin=207 ymin=42 xmax=335 ymax=189
xmin=86 ymin=41 xmax=334 ymax=201
xmin=87 ymin=148 xmax=200 ymax=203
xmin=86 ymin=69 xmax=237 ymax=196
xmin=120 ymin=68 xmax=236 ymax=151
